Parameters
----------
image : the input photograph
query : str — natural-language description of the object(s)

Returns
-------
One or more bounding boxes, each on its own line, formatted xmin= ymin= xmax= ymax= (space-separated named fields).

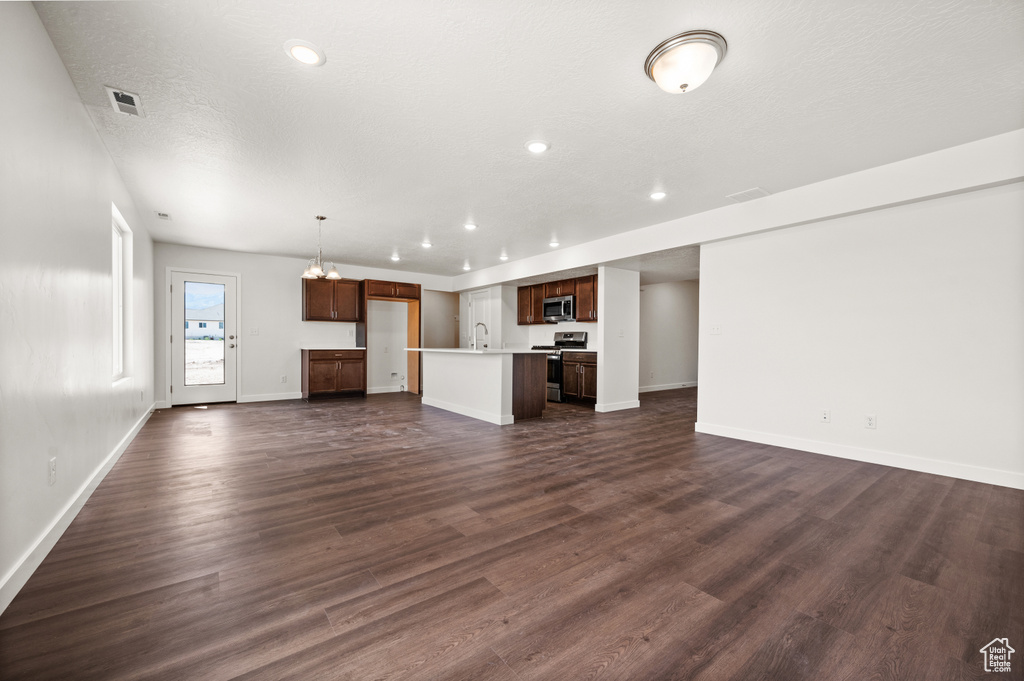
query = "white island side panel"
xmin=418 ymin=351 xmax=513 ymax=425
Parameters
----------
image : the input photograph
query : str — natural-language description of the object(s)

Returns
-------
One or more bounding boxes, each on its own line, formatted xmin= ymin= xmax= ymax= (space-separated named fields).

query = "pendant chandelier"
xmin=301 ymin=215 xmax=341 ymax=280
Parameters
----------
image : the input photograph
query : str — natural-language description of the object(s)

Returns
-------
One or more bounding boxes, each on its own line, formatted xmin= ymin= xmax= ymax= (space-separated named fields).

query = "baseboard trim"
xmin=0 ymin=405 xmax=155 ymax=614
xmin=238 ymin=391 xmax=302 ymax=403
xmin=639 ymin=382 xmax=697 ymax=393
xmin=366 ymin=386 xmax=403 ymax=395
xmin=693 ymin=422 xmax=1024 ymax=490
xmin=421 ymin=396 xmax=511 ymax=425
xmin=595 ymin=399 xmax=641 ymax=413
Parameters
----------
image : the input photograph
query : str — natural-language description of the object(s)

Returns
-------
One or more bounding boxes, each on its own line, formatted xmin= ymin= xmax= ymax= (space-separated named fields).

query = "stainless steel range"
xmin=531 ymin=331 xmax=588 ymax=402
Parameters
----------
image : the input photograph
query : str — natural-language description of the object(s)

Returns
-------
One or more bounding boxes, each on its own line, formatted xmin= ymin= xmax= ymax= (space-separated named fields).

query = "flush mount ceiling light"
xmin=464 ymin=223 xmax=477 ymax=231
xmin=284 ymin=39 xmax=326 ymax=66
xmin=650 ymin=191 xmax=667 ymax=200
xmin=301 ymin=215 xmax=340 ymax=279
xmin=525 ymin=140 xmax=550 ymax=154
xmin=421 ymin=240 xmax=432 ymax=248
xmin=644 ymin=30 xmax=726 ymax=94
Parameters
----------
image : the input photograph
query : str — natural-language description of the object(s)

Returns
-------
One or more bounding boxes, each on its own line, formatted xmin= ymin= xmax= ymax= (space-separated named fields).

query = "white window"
xmin=111 ymin=205 xmax=132 ymax=381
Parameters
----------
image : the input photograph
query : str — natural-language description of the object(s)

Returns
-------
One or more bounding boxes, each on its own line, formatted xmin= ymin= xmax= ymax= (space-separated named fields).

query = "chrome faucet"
xmin=473 ymin=322 xmax=488 ymax=350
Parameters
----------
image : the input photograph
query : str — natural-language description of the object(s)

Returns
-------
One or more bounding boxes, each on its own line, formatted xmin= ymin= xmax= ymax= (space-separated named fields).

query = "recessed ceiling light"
xmin=499 ymin=253 xmax=509 ymax=261
xmin=463 ymin=263 xmax=471 ymax=271
xmin=390 ymin=254 xmax=400 ymax=262
xmin=421 ymin=241 xmax=432 ymax=248
xmin=549 ymin=241 xmax=560 ymax=248
xmin=283 ymin=39 xmax=326 ymax=66
xmin=464 ymin=223 xmax=477 ymax=231
xmin=526 ymin=140 xmax=550 ymax=154
xmin=650 ymin=191 xmax=667 ymax=200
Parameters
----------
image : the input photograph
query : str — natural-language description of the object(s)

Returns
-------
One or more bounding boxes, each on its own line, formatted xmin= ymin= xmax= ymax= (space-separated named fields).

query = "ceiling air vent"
xmin=105 ymin=86 xmax=145 ymax=117
xmin=156 ymin=212 xmax=171 ymax=220
xmin=726 ymin=187 xmax=771 ymax=203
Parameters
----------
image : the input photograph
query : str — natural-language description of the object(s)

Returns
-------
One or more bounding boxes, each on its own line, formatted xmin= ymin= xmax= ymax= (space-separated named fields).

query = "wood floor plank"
xmin=0 ymin=389 xmax=1020 ymax=680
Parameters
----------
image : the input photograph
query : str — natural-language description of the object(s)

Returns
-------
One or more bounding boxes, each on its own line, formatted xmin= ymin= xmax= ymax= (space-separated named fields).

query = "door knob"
xmin=229 ymin=335 xmax=235 ymax=339
xmin=229 ymin=343 xmax=236 ymax=348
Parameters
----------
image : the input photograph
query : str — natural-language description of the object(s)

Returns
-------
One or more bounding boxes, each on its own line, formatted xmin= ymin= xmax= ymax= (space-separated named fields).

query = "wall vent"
xmin=156 ymin=212 xmax=172 ymax=220
xmin=105 ymin=86 xmax=145 ymax=117
xmin=726 ymin=187 xmax=771 ymax=203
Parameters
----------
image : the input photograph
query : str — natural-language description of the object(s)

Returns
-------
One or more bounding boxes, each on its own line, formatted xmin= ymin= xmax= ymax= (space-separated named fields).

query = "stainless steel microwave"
xmin=542 ymin=295 xmax=575 ymax=323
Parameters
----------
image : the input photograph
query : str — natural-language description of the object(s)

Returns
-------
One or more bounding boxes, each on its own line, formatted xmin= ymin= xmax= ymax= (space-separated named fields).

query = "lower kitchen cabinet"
xmin=561 ymin=351 xmax=597 ymax=401
xmin=301 ymin=349 xmax=366 ymax=398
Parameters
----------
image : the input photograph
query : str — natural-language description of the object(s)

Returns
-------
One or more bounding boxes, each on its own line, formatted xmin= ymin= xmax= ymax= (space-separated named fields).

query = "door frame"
xmin=164 ymin=266 xmax=243 ymax=407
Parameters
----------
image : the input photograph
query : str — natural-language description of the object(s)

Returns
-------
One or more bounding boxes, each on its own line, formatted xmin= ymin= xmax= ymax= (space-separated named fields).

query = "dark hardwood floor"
xmin=1 ymin=389 xmax=1021 ymax=680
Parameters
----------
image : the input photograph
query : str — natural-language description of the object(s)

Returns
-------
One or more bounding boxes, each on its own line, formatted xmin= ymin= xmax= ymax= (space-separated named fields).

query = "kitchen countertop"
xmin=406 ymin=348 xmax=548 ymax=354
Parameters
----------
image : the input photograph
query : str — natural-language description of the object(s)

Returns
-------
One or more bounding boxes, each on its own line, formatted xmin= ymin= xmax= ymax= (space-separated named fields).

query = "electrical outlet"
xmin=391 ymin=372 xmax=398 ymax=380
xmin=710 ymin=325 xmax=722 ymax=335
xmin=650 ymin=371 xmax=654 ymax=379
xmin=48 ymin=457 xmax=57 ymax=486
xmin=348 ymin=328 xmax=354 ymax=337
xmin=820 ymin=409 xmax=831 ymax=423
xmin=248 ymin=327 xmax=259 ymax=336
xmin=865 ymin=414 xmax=877 ymax=429
xmin=280 ymin=375 xmax=287 ymax=383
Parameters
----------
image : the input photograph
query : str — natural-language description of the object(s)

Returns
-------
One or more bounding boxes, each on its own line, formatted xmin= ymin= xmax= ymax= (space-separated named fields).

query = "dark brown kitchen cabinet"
xmin=517 ymin=283 xmax=547 ymax=325
xmin=301 ymin=349 xmax=366 ymax=398
xmin=575 ymin=275 xmax=597 ymax=323
xmin=366 ymin=279 xmax=420 ymax=299
xmin=561 ymin=351 xmax=597 ymax=401
xmin=303 ymin=279 xmax=363 ymax=322
xmin=544 ymin=278 xmax=576 ymax=298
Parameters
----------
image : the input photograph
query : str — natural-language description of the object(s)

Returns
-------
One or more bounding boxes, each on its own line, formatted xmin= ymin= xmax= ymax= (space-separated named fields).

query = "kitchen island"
xmin=408 ymin=349 xmax=547 ymax=425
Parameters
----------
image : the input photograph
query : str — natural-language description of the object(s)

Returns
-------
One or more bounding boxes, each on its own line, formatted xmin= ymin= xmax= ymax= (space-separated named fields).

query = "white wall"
xmin=697 ymin=182 xmax=1024 ymax=489
xmin=639 ymin=281 xmax=699 ymax=392
xmin=595 ymin=267 xmax=640 ymax=412
xmin=459 ymin=285 xmax=527 ymax=349
xmin=0 ymin=4 xmax=156 ymax=613
xmin=154 ymin=243 xmax=447 ymax=404
xmin=367 ymin=300 xmax=408 ymax=393
xmin=422 ymin=290 xmax=459 ymax=348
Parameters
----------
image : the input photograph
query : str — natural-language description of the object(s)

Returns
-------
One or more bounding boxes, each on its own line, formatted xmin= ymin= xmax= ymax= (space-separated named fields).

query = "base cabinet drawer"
xmin=301 ymin=349 xmax=366 ymax=398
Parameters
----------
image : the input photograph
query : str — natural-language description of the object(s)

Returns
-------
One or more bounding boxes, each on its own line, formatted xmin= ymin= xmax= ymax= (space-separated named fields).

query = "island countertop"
xmin=406 ymin=348 xmax=547 ymax=354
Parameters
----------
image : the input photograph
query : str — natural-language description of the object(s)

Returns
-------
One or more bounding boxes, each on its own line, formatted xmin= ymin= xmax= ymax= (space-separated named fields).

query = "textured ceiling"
xmin=36 ymin=0 xmax=1024 ymax=282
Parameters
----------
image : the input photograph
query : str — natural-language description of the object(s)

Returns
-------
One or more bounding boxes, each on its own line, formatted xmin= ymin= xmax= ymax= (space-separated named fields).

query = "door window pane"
xmin=184 ymin=281 xmax=225 ymax=386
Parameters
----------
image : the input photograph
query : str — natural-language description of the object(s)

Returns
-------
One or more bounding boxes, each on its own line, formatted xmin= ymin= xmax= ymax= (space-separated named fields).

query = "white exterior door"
xmin=171 ymin=271 xmax=237 ymax=405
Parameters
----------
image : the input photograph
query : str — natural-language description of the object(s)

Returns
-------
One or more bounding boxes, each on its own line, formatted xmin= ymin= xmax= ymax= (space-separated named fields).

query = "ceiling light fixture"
xmin=499 ymin=253 xmax=509 ymax=261
xmin=421 ymin=240 xmax=432 ymax=248
xmin=463 ymin=262 xmax=471 ymax=271
xmin=549 ymin=240 xmax=560 ymax=248
xmin=650 ymin=191 xmax=667 ymax=200
xmin=301 ymin=215 xmax=340 ymax=280
xmin=526 ymin=140 xmax=550 ymax=154
xmin=644 ymin=30 xmax=726 ymax=94
xmin=284 ymin=39 xmax=326 ymax=67
xmin=390 ymin=253 xmax=400 ymax=262
xmin=464 ymin=223 xmax=477 ymax=231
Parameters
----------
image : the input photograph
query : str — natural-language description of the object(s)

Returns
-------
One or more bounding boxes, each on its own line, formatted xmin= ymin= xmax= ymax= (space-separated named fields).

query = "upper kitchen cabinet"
xmin=517 ymin=284 xmax=547 ymax=325
xmin=303 ymin=278 xmax=363 ymax=322
xmin=544 ymin=278 xmax=576 ymax=298
xmin=575 ymin=275 xmax=597 ymax=322
xmin=366 ymin=280 xmax=420 ymax=300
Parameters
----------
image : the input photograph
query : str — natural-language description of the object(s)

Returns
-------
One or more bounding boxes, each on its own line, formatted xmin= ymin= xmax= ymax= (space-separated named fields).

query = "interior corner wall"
xmin=0 ymin=3 xmax=156 ymax=613
xmin=596 ymin=267 xmax=640 ymax=412
xmin=421 ymin=290 xmax=459 ymax=348
xmin=639 ymin=280 xmax=699 ymax=392
xmin=367 ymin=300 xmax=408 ymax=393
xmin=696 ymin=182 xmax=1024 ymax=489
